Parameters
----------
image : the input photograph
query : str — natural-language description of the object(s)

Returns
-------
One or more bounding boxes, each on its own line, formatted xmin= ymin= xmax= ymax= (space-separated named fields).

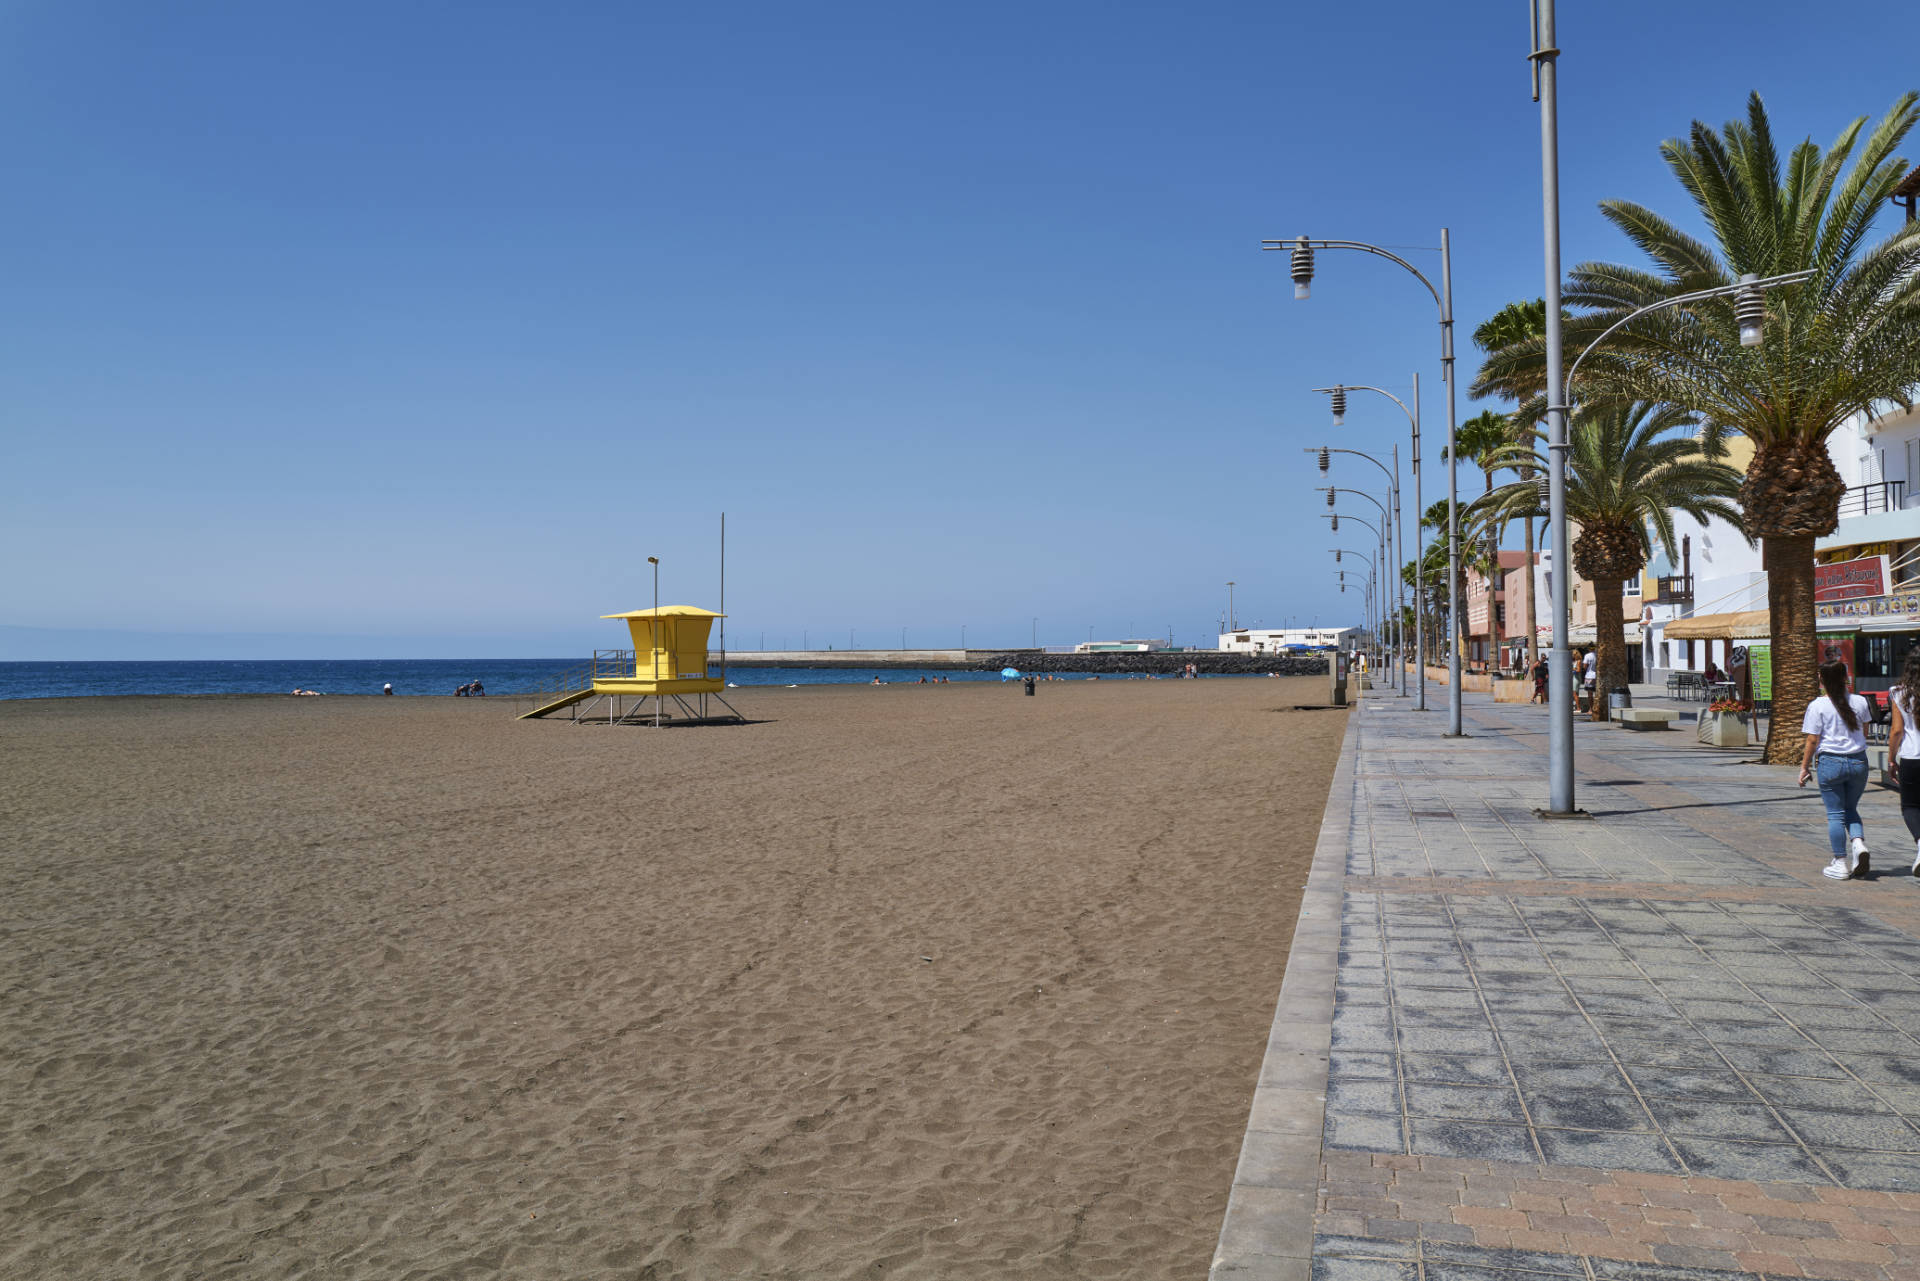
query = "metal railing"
xmin=1836 ymin=480 xmax=1906 ymax=518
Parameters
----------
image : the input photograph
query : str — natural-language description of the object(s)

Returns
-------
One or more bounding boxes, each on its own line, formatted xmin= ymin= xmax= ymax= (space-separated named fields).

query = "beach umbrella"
xmin=1000 ymin=667 xmax=1020 ymax=681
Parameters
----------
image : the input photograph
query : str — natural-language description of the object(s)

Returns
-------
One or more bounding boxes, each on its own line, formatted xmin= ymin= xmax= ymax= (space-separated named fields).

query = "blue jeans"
xmin=1817 ymin=753 xmax=1869 ymax=857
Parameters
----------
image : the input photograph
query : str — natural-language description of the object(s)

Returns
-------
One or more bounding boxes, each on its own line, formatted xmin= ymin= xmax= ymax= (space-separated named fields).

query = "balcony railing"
xmin=1653 ymin=575 xmax=1693 ymax=604
xmin=1837 ymin=480 xmax=1907 ymax=518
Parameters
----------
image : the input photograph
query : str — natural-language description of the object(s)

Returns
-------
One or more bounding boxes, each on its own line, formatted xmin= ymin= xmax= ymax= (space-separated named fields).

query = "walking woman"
xmin=1885 ymin=651 xmax=1920 ymax=876
xmin=1798 ymin=660 xmax=1873 ymax=880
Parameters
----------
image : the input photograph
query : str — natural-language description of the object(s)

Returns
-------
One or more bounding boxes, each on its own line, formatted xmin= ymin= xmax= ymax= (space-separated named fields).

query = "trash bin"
xmin=1609 ymin=687 xmax=1632 ymax=713
xmin=1023 ymin=675 xmax=1036 ymax=696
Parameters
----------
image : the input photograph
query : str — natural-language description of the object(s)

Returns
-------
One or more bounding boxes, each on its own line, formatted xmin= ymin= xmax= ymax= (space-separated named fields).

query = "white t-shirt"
xmin=1893 ymin=689 xmax=1920 ymax=761
xmin=1802 ymin=693 xmax=1871 ymax=756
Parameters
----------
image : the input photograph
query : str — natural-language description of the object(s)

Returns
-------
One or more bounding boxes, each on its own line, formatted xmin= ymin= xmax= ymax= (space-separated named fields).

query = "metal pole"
xmin=1412 ymin=372 xmax=1426 ymax=710
xmin=1441 ymin=227 xmax=1463 ymax=736
xmin=653 ymin=557 xmax=661 ymax=728
xmin=1393 ymin=441 xmax=1406 ymax=695
xmin=720 ymin=513 xmax=726 ymax=686
xmin=1228 ymin=581 xmax=1236 ymax=631
xmin=1536 ymin=0 xmax=1576 ymax=813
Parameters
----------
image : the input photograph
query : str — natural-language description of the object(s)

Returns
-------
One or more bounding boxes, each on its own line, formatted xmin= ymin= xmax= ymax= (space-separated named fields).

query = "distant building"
xmin=1218 ymin=626 xmax=1356 ymax=654
xmin=1074 ymin=638 xmax=1173 ymax=653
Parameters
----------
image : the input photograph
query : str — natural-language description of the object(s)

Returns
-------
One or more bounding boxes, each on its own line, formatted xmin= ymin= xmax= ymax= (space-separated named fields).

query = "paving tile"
xmin=1419 ymin=1240 xmax=1590 ymax=1275
xmin=1309 ymin=1258 xmax=1417 ymax=1281
xmin=1507 ymin=1060 xmax=1634 ymax=1092
xmin=1524 ymin=1093 xmax=1656 ymax=1132
xmin=1531 ymin=1128 xmax=1682 ymax=1172
xmin=1404 ymin=1084 xmax=1529 ymax=1125
xmin=1745 ymin=1073 xmax=1881 ymax=1110
xmin=1716 ymin=1045 xmax=1847 ymax=1077
xmin=1329 ymin=1052 xmax=1398 ymax=1081
xmin=1324 ymin=1111 xmax=1407 ymax=1152
xmin=1397 ymin=1027 xmax=1504 ymax=1056
xmin=1778 ymin=1107 xmax=1920 ymax=1152
xmin=1328 ymin=1080 xmax=1401 ymax=1114
xmin=1311 ymin=1235 xmax=1419 ymax=1260
xmin=1405 ymin=1119 xmax=1540 ymax=1164
xmin=1602 ymin=1039 xmax=1728 ymax=1069
xmin=1621 ymin=1066 xmax=1758 ymax=1103
xmin=1842 ymin=1055 xmax=1920 ymax=1087
xmin=1816 ymin=1148 xmax=1920 ymax=1193
xmin=1399 ymin=1054 xmax=1512 ymax=1086
xmin=1665 ymin=1137 xmax=1832 ymax=1183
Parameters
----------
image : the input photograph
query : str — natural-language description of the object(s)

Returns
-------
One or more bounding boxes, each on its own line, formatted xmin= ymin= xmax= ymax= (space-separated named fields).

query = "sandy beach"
xmin=1 ymin=677 xmax=1343 ymax=1279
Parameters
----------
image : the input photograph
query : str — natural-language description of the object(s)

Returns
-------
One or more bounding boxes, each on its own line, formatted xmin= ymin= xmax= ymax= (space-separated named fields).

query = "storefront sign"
xmin=1815 ymin=554 xmax=1890 ymax=602
xmin=1815 ymin=590 xmax=1920 ymax=623
xmin=1748 ymin=644 xmax=1771 ymax=701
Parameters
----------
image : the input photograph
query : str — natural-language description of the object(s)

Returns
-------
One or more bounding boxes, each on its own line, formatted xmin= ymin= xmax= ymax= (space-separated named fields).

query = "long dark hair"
xmin=1820 ymin=661 xmax=1859 ymax=731
xmin=1897 ymin=650 xmax=1920 ymax=723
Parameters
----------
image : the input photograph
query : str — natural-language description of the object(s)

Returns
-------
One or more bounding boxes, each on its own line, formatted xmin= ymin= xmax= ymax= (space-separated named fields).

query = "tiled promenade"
xmin=1213 ymin=688 xmax=1920 ymax=1281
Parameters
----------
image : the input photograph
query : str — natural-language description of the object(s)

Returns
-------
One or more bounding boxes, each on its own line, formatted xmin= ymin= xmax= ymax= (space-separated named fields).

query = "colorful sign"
xmin=1815 ymin=554 xmax=1890 ymax=602
xmin=1815 ymin=590 xmax=1920 ymax=623
xmin=1747 ymin=644 xmax=1771 ymax=701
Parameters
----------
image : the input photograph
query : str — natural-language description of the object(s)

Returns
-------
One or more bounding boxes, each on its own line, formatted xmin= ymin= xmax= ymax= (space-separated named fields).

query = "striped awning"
xmin=1661 ymin=609 xmax=1770 ymax=640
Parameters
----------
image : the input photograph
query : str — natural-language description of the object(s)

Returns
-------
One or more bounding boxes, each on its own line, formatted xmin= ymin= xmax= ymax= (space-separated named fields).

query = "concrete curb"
xmin=1208 ymin=692 xmax=1363 ymax=1278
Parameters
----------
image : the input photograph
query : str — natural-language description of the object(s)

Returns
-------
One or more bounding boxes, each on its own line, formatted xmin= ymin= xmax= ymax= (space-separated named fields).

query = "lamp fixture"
xmin=1735 ymin=272 xmax=1765 ymax=347
xmin=1290 ymin=235 xmax=1314 ymax=299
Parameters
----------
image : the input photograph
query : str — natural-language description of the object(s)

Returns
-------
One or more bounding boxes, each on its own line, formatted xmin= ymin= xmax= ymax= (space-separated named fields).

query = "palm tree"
xmin=1445 ymin=410 xmax=1526 ymax=665
xmin=1478 ymin=92 xmax=1920 ymax=757
xmin=1471 ymin=302 xmax=1558 ymax=671
xmin=1481 ymin=402 xmax=1745 ymax=721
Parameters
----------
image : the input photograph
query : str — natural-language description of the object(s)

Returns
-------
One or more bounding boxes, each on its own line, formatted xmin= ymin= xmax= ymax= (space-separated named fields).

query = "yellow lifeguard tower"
xmin=518 ymin=606 xmax=743 ymax=725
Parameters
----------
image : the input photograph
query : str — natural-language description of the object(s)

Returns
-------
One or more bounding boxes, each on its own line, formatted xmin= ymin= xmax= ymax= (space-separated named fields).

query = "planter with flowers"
xmin=1699 ymin=698 xmax=1750 ymax=748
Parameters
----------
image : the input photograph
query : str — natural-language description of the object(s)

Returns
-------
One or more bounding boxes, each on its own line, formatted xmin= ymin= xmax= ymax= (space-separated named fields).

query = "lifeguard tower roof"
xmin=599 ymin=606 xmax=726 ymax=620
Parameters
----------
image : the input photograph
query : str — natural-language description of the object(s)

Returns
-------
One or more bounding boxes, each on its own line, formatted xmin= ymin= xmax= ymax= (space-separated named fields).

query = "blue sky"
xmin=4 ymin=1 xmax=1916 ymax=658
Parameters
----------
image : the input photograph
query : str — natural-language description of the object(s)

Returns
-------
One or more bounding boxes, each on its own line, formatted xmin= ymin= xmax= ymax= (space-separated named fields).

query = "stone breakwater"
xmin=976 ymin=652 xmax=1327 ymax=676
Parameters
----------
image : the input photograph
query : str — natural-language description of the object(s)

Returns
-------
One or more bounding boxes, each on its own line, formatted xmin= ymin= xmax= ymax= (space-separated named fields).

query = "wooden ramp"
xmin=517 ymin=688 xmax=596 ymax=720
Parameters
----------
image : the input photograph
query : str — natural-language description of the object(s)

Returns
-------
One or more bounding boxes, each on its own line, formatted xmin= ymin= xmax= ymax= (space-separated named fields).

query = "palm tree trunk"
xmin=1525 ymin=516 xmax=1539 ymax=670
xmin=1762 ymin=534 xmax=1820 ymax=764
xmin=1592 ymin=581 xmax=1628 ymax=723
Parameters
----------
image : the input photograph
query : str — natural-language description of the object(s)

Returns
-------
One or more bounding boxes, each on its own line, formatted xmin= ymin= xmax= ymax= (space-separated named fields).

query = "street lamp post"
xmin=1318 ymin=376 xmax=1424 ymax=708
xmin=1268 ymin=232 xmax=1464 ymax=735
xmin=647 ymin=556 xmax=661 ymax=727
xmin=1331 ymin=549 xmax=1376 ymax=671
xmin=1335 ymin=569 xmax=1375 ymax=662
xmin=1310 ymin=444 xmax=1405 ymax=695
xmin=1321 ymin=511 xmax=1390 ymax=681
xmin=1319 ymin=484 xmax=1393 ymax=679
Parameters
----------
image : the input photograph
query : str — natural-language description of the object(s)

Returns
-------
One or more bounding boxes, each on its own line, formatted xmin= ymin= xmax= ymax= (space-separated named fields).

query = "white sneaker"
xmin=1850 ymin=837 xmax=1871 ymax=879
xmin=1911 ymin=838 xmax=1920 ymax=877
xmin=1823 ymin=858 xmax=1851 ymax=880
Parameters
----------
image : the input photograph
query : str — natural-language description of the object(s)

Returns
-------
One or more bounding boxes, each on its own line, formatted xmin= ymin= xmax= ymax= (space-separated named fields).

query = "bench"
xmin=1616 ymin=708 xmax=1678 ymax=731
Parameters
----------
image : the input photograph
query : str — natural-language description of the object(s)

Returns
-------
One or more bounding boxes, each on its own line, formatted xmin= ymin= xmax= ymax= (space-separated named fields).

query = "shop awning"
xmin=1661 ymin=609 xmax=1770 ymax=640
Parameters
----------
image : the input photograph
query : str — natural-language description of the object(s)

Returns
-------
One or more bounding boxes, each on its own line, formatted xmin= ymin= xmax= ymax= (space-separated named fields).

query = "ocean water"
xmin=0 ymin=660 xmax=1184 ymax=700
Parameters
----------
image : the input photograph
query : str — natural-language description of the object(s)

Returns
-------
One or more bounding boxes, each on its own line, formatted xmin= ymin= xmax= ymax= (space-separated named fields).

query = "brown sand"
xmin=1 ymin=678 xmax=1343 ymax=1279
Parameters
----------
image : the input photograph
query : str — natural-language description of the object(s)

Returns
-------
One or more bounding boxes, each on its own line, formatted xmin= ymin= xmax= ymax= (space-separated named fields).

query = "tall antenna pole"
xmin=720 ymin=512 xmax=727 ymax=684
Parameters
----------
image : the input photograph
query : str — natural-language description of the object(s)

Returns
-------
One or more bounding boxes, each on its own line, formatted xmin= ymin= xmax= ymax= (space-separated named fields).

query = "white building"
xmin=1073 ymin=638 xmax=1173 ymax=653
xmin=1218 ymin=626 xmax=1356 ymax=654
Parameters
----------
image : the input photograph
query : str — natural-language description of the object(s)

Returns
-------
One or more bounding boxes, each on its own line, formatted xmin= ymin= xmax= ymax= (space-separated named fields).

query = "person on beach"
xmin=383 ymin=682 xmax=393 ymax=696
xmin=1883 ymin=652 xmax=1920 ymax=876
xmin=1799 ymin=659 xmax=1873 ymax=880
